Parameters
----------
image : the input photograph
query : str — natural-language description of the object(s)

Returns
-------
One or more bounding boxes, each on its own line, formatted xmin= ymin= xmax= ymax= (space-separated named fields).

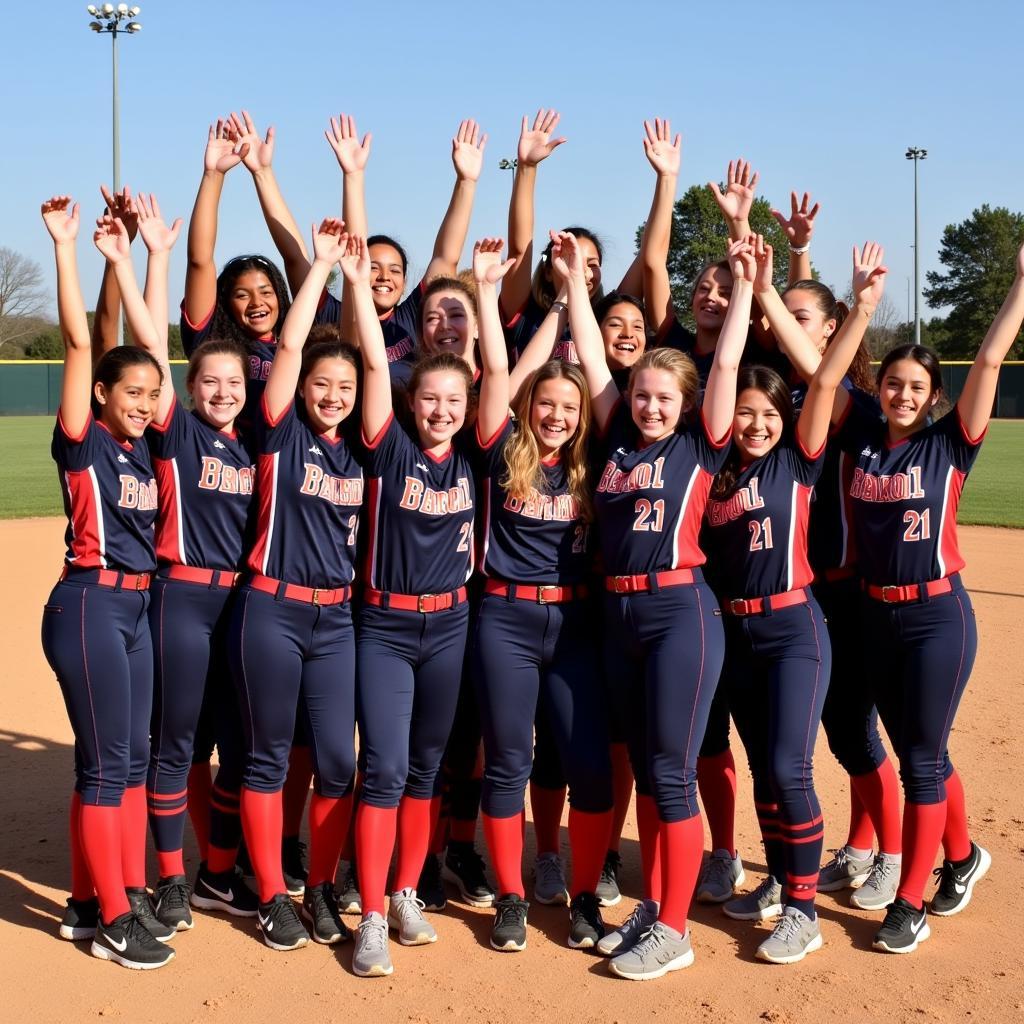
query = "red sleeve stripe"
xmin=181 ymin=300 xmax=214 ymax=332
xmin=788 ymin=482 xmax=815 ymax=591
xmin=670 ymin=465 xmax=706 ymax=569
xmin=57 ymin=408 xmax=92 ymax=444
xmin=247 ymin=452 xmax=279 ymax=577
xmin=699 ymin=407 xmax=731 ymax=450
xmin=476 ymin=415 xmax=509 ymax=450
xmin=956 ymin=405 xmax=988 ymax=447
xmin=362 ymin=411 xmax=394 ymax=451
xmin=65 ymin=467 xmax=107 ymax=568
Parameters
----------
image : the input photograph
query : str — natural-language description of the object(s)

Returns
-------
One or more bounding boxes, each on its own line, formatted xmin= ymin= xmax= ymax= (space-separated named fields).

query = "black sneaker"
xmin=59 ymin=895 xmax=99 ymax=941
xmin=126 ymin=887 xmax=176 ymax=942
xmin=301 ymin=882 xmax=350 ymax=944
xmin=282 ymin=836 xmax=308 ymax=896
xmin=153 ymin=875 xmax=193 ymax=932
xmin=91 ymin=911 xmax=175 ymax=970
xmin=338 ymin=860 xmax=362 ymax=915
xmin=595 ymin=850 xmax=622 ymax=907
xmin=568 ymin=891 xmax=605 ymax=949
xmin=257 ymin=893 xmax=310 ymax=951
xmin=443 ymin=841 xmax=496 ymax=908
xmin=191 ymin=862 xmax=259 ymax=917
xmin=417 ymin=852 xmax=447 ymax=911
xmin=930 ymin=842 xmax=991 ymax=917
xmin=490 ymin=893 xmax=529 ymax=952
xmin=873 ymin=896 xmax=931 ymax=954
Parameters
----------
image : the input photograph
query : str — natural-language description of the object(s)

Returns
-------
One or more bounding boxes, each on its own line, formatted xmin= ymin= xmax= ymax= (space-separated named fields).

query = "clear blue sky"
xmin=2 ymin=0 xmax=1021 ymax=329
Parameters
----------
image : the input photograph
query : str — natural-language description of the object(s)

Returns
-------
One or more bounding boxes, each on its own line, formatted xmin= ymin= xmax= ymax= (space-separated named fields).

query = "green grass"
xmin=1 ymin=415 xmax=1021 ymax=526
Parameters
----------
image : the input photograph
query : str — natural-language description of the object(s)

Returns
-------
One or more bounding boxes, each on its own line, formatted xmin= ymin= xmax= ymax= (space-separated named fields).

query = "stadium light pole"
xmin=906 ymin=146 xmax=927 ymax=345
xmin=499 ymin=157 xmax=518 ymax=201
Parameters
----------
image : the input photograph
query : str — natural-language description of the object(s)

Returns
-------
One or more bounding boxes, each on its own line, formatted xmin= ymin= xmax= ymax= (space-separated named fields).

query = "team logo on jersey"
xmin=706 ymin=476 xmax=766 ymax=525
xmin=386 ymin=337 xmax=414 ymax=363
xmin=503 ymin=488 xmax=580 ymax=522
xmin=415 ymin=463 xmax=429 ymax=471
xmin=596 ymin=456 xmax=666 ymax=494
xmin=299 ymin=463 xmax=363 ymax=506
xmin=308 ymin=444 xmax=323 ymax=456
xmin=398 ymin=475 xmax=473 ymax=515
xmin=117 ymin=453 xmax=128 ymax=464
xmin=198 ymin=457 xmax=254 ymax=495
xmin=118 ymin=475 xmax=158 ymax=510
xmin=849 ymin=465 xmax=925 ymax=502
xmin=213 ymin=440 xmax=226 ymax=450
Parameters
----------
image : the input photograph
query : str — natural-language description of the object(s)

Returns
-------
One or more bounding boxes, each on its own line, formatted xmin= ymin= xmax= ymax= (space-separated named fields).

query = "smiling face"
xmin=421 ymin=289 xmax=476 ymax=363
xmin=630 ymin=367 xmax=685 ymax=443
xmin=529 ymin=376 xmax=582 ymax=459
xmin=227 ymin=270 xmax=279 ymax=338
xmin=691 ymin=264 xmax=733 ymax=335
xmin=188 ymin=353 xmax=247 ymax=432
xmin=408 ymin=369 xmax=468 ymax=450
xmin=95 ymin=364 xmax=162 ymax=441
xmin=299 ymin=356 xmax=358 ymax=436
xmin=369 ymin=242 xmax=407 ymax=314
xmin=879 ymin=357 xmax=939 ymax=438
xmin=783 ymin=288 xmax=835 ymax=352
xmin=601 ymin=301 xmax=647 ymax=370
xmin=733 ymin=387 xmax=784 ymax=460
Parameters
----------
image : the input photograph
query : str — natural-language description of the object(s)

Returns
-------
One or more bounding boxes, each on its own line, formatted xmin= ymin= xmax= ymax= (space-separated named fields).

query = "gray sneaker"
xmin=756 ymin=906 xmax=823 ymax=964
xmin=608 ymin=921 xmax=694 ymax=980
xmin=596 ymin=898 xmax=659 ymax=957
xmin=696 ymin=849 xmax=745 ymax=903
xmin=533 ymin=853 xmax=569 ymax=906
xmin=387 ymin=887 xmax=437 ymax=945
xmin=850 ymin=853 xmax=902 ymax=911
xmin=723 ymin=875 xmax=783 ymax=921
xmin=352 ymin=912 xmax=393 ymax=977
xmin=817 ymin=846 xmax=874 ymax=892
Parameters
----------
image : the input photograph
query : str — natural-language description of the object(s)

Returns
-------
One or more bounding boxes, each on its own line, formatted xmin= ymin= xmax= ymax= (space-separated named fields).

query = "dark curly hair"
xmin=209 ymin=254 xmax=292 ymax=352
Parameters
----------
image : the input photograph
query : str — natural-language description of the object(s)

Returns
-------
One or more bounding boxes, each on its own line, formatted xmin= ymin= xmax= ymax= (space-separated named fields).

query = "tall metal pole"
xmin=913 ymin=155 xmax=920 ymax=345
xmin=112 ymin=27 xmax=120 ymax=192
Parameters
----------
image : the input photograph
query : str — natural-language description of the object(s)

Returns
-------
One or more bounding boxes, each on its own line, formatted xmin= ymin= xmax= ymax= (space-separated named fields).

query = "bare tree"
xmin=843 ymin=287 xmax=906 ymax=359
xmin=0 ymin=247 xmax=49 ymax=353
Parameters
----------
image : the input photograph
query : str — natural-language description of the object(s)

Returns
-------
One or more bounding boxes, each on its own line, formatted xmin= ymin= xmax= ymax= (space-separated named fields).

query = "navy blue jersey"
xmin=147 ymin=398 xmax=254 ymax=570
xmin=477 ymin=417 xmax=591 ymax=584
xmin=594 ymin=403 xmax=730 ymax=575
xmin=703 ymin=438 xmax=825 ymax=597
xmin=378 ymin=279 xmax=424 ymax=373
xmin=362 ymin=413 xmax=475 ymax=594
xmin=502 ymin=294 xmax=577 ymax=366
xmin=835 ymin=401 xmax=984 ymax=586
xmin=52 ymin=411 xmax=157 ymax=572
xmin=246 ymin=399 xmax=363 ymax=587
xmin=658 ymin=319 xmax=713 ymax=386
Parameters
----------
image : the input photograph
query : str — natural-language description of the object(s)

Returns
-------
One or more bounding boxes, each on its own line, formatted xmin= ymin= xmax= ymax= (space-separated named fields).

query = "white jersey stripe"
xmin=260 ymin=452 xmax=279 ymax=576
xmin=88 ymin=465 xmax=108 ymax=568
xmin=171 ymin=457 xmax=187 ymax=565
xmin=936 ymin=465 xmax=954 ymax=577
xmin=837 ymin=450 xmax=849 ymax=567
xmin=369 ymin=477 xmax=383 ymax=590
xmin=786 ymin=480 xmax=798 ymax=592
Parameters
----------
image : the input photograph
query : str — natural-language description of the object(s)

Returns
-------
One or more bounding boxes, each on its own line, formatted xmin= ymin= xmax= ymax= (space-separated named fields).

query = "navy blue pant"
xmin=229 ymin=586 xmax=356 ymax=798
xmin=147 ymin=577 xmax=245 ymax=852
xmin=440 ymin=653 xmax=484 ymax=824
xmin=41 ymin=579 xmax=152 ymax=806
xmin=860 ymin=576 xmax=977 ymax=805
xmin=474 ymin=594 xmax=613 ymax=819
xmin=530 ymin=704 xmax=567 ymax=790
xmin=604 ymin=577 xmax=724 ymax=823
xmin=357 ymin=602 xmax=469 ymax=808
xmin=698 ymin=682 xmax=733 ymax=759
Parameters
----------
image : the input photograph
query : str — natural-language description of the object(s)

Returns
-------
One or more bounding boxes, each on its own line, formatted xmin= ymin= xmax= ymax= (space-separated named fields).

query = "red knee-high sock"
xmin=483 ymin=811 xmax=526 ymax=897
xmin=307 ymin=793 xmax=353 ymax=888
xmin=635 ymin=794 xmax=663 ymax=904
xmin=80 ymin=804 xmax=129 ymax=922
xmin=449 ymin=746 xmax=483 ymax=845
xmin=206 ymin=843 xmax=238 ymax=875
xmin=658 ymin=814 xmax=704 ymax=934
xmin=850 ymin=759 xmax=902 ymax=855
xmin=282 ymin=745 xmax=313 ymax=839
xmin=156 ymin=848 xmax=185 ymax=879
xmin=530 ymin=783 xmax=566 ymax=856
xmin=896 ymin=801 xmax=947 ymax=908
xmin=120 ymin=784 xmax=148 ymax=888
xmin=697 ymin=749 xmax=737 ymax=856
xmin=568 ymin=808 xmax=614 ymax=896
xmin=941 ymin=769 xmax=972 ymax=862
xmin=394 ymin=795 xmax=439 ymax=891
xmin=69 ymin=791 xmax=94 ymax=900
xmin=341 ymin=772 xmax=363 ymax=863
xmin=608 ymin=744 xmax=634 ymax=853
xmin=240 ymin=788 xmax=286 ymax=902
xmin=845 ymin=780 xmax=875 ymax=851
xmin=187 ymin=763 xmax=213 ymax=861
xmin=355 ymin=803 xmax=398 ymax=916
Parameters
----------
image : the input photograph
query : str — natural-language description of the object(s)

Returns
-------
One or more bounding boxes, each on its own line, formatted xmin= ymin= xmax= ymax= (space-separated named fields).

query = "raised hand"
xmin=338 ymin=233 xmax=370 ymax=286
xmin=230 ymin=110 xmax=275 ymax=174
xmin=472 ymin=238 xmax=515 ymax=285
xmin=93 ymin=214 xmax=131 ymax=264
xmin=728 ymin=235 xmax=757 ymax=284
xmin=518 ymin=109 xmax=567 ymax=167
xmin=452 ymin=119 xmax=488 ymax=182
xmin=310 ymin=217 xmax=349 ymax=267
xmin=135 ymin=193 xmax=183 ymax=254
xmin=549 ymin=230 xmax=583 ymax=283
xmin=205 ymin=118 xmax=244 ymax=174
xmin=325 ymin=113 xmax=372 ymax=174
xmin=41 ymin=195 xmax=80 ymax=244
xmin=709 ymin=158 xmax=760 ymax=224
xmin=753 ymin=235 xmax=774 ymax=293
xmin=100 ymin=184 xmax=139 ymax=242
xmin=852 ymin=242 xmax=887 ymax=310
xmin=642 ymin=117 xmax=681 ymax=177
xmin=772 ymin=191 xmax=820 ymax=249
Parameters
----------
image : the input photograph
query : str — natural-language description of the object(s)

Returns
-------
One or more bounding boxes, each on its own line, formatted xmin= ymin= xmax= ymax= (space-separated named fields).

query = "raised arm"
xmin=708 ymin=158 xmax=760 ymax=243
xmin=639 ymin=117 xmax=681 ymax=335
xmin=91 ymin=185 xmax=139 ymax=362
xmin=472 ymin=238 xmax=517 ymax=440
xmin=772 ymin=190 xmax=819 ymax=286
xmin=508 ymin=293 xmax=569 ymax=402
xmin=957 ymin=242 xmax=1024 ymax=441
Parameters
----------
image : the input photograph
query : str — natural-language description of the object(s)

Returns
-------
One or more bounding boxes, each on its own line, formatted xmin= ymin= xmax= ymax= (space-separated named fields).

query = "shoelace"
xmin=745 ymin=875 xmax=779 ymax=903
xmin=358 ymin=915 xmax=388 ymax=951
xmin=535 ymin=856 xmax=565 ymax=890
xmin=631 ymin=923 xmax=669 ymax=956
xmin=931 ymin=863 xmax=958 ymax=894
xmin=619 ymin=900 xmax=655 ymax=935
xmin=702 ymin=854 xmax=735 ymax=888
xmin=393 ymin=892 xmax=428 ymax=925
xmin=158 ymin=882 xmax=190 ymax=911
xmin=883 ymin=900 xmax=917 ymax=929
xmin=768 ymin=912 xmax=804 ymax=943
xmin=864 ymin=857 xmax=899 ymax=889
xmin=823 ymin=847 xmax=853 ymax=871
xmin=124 ymin=913 xmax=162 ymax=947
xmin=310 ymin=886 xmax=341 ymax=919
xmin=495 ymin=899 xmax=526 ymax=928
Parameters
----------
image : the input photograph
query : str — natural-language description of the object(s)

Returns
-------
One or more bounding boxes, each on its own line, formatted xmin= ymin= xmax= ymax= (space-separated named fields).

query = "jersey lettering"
xmin=398 ymin=475 xmax=473 ymax=515
xmin=198 ymin=456 xmax=254 ymax=495
xmin=118 ymin=475 xmax=158 ymax=511
xmin=632 ymin=498 xmax=665 ymax=532
xmin=748 ymin=516 xmax=774 ymax=551
xmin=385 ymin=337 xmax=414 ymax=363
xmin=503 ymin=489 xmax=579 ymax=521
xmin=248 ymin=355 xmax=273 ymax=381
xmin=850 ymin=465 xmax=925 ymax=502
xmin=706 ymin=477 xmax=766 ymax=525
xmin=596 ymin=456 xmax=666 ymax=494
xmin=902 ymin=508 xmax=931 ymax=542
xmin=299 ymin=463 xmax=364 ymax=506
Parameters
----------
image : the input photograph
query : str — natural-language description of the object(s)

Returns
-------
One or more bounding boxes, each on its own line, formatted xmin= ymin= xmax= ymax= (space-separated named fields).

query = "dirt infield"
xmin=1 ymin=519 xmax=1021 ymax=1024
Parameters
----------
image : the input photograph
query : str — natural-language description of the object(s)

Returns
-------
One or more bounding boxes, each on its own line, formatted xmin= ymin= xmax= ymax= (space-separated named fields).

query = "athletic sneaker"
xmin=850 ymin=853 xmax=901 ymax=911
xmin=191 ymin=863 xmax=259 ymax=917
xmin=257 ymin=893 xmax=310 ymax=951
xmin=696 ymin=849 xmax=746 ymax=903
xmin=282 ymin=836 xmax=308 ymax=897
xmin=595 ymin=850 xmax=622 ymax=907
xmin=417 ymin=852 xmax=447 ymax=912
xmin=301 ymin=882 xmax=349 ymax=944
xmin=533 ymin=852 xmax=570 ymax=905
xmin=60 ymin=895 xmax=99 ymax=941
xmin=387 ymin=887 xmax=437 ymax=945
xmin=596 ymin=898 xmax=659 ymax=957
xmin=153 ymin=875 xmax=193 ymax=931
xmin=755 ymin=906 xmax=823 ymax=964
xmin=722 ymin=875 xmax=783 ymax=921
xmin=490 ymin=893 xmax=529 ymax=952
xmin=817 ymin=846 xmax=874 ymax=892
xmin=338 ymin=860 xmax=362 ymax=915
xmin=608 ymin=921 xmax=694 ymax=980
xmin=568 ymin=891 xmax=605 ymax=949
xmin=873 ymin=896 xmax=930 ymax=953
xmin=930 ymin=842 xmax=991 ymax=916
xmin=443 ymin=842 xmax=496 ymax=908
xmin=126 ymin=887 xmax=176 ymax=942
xmin=353 ymin=912 xmax=393 ymax=977
xmin=91 ymin=911 xmax=175 ymax=970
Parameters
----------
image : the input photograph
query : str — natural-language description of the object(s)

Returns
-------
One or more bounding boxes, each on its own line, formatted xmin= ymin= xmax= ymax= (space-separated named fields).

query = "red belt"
xmin=865 ymin=577 xmax=954 ymax=604
xmin=484 ymin=580 xmax=588 ymax=604
xmin=163 ymin=564 xmax=241 ymax=589
xmin=605 ymin=568 xmax=695 ymax=595
xmin=249 ymin=573 xmax=351 ymax=606
xmin=60 ymin=565 xmax=151 ymax=591
xmin=722 ymin=588 xmax=809 ymax=617
xmin=364 ymin=586 xmax=467 ymax=613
